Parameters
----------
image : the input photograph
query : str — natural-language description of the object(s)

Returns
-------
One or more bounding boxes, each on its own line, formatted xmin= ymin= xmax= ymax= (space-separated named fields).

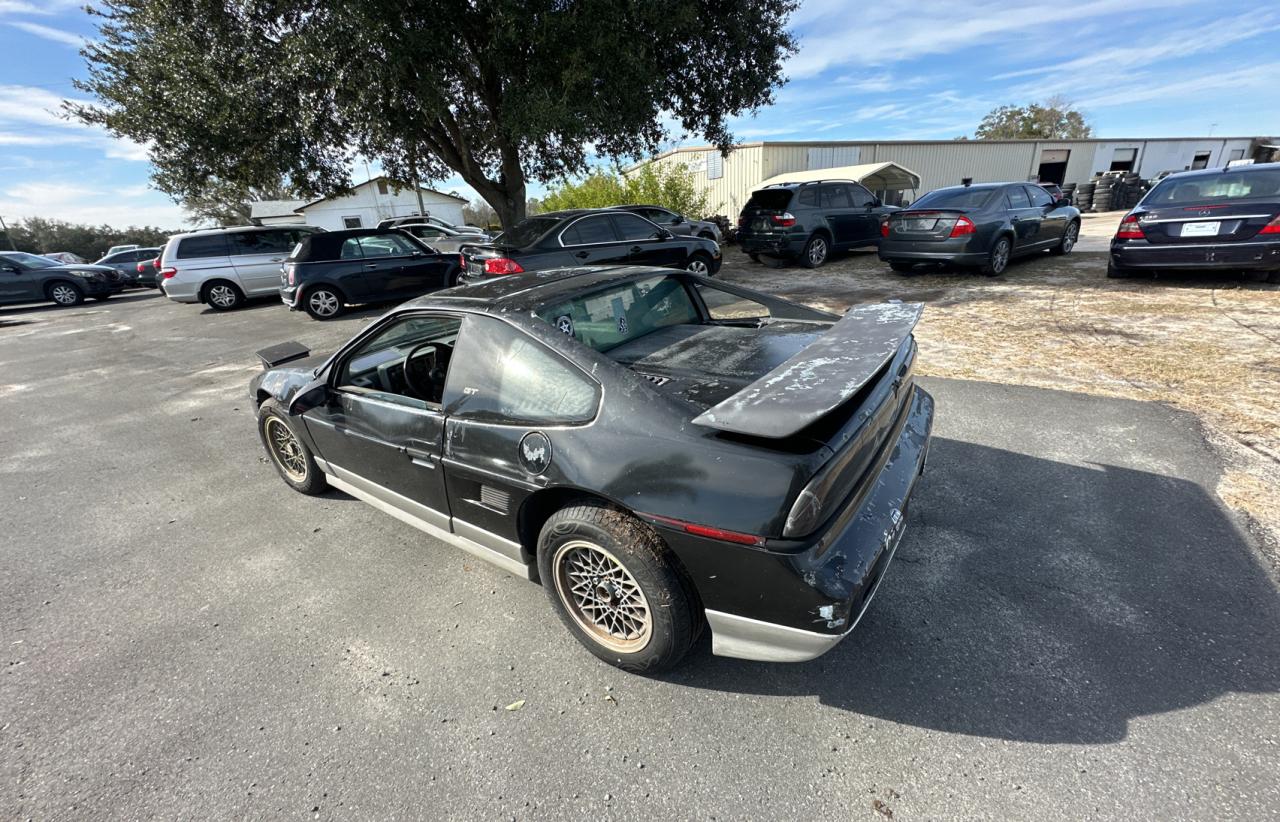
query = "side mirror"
xmin=870 ymin=198 xmax=882 ymax=208
xmin=288 ymin=380 xmax=330 ymax=415
xmin=1056 ymin=197 xmax=1071 ymax=207
xmin=660 ymin=229 xmax=674 ymax=239
xmin=670 ymin=215 xmax=682 ymax=224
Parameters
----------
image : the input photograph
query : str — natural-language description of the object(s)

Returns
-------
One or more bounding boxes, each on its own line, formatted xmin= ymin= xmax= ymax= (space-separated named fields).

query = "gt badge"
xmin=519 ymin=431 xmax=552 ymax=475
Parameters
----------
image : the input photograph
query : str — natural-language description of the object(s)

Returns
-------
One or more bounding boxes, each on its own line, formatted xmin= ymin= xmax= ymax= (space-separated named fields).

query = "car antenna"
xmin=961 ymin=177 xmax=973 ymax=187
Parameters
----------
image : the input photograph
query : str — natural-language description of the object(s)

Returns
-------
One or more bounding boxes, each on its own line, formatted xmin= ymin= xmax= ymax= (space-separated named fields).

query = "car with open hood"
xmin=249 ymin=267 xmax=933 ymax=673
xmin=0 ymin=251 xmax=126 ymax=307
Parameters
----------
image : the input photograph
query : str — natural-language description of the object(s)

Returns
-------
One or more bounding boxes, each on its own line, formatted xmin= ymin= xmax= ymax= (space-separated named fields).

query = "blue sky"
xmin=1 ymin=0 xmax=1277 ymax=228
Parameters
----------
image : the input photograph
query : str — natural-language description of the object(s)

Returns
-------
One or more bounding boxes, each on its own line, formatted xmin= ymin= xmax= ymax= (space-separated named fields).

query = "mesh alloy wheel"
xmin=264 ymin=416 xmax=308 ymax=483
xmin=552 ymin=540 xmax=652 ymax=654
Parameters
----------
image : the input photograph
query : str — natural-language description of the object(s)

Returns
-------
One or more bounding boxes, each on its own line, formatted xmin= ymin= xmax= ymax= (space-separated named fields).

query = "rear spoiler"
xmin=691 ymin=302 xmax=923 ymax=439
xmin=256 ymin=340 xmax=311 ymax=369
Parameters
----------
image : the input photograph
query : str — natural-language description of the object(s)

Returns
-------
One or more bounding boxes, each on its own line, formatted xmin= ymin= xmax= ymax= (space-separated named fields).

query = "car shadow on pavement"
xmin=668 ymin=436 xmax=1280 ymax=744
xmin=0 ymin=290 xmax=161 ymax=317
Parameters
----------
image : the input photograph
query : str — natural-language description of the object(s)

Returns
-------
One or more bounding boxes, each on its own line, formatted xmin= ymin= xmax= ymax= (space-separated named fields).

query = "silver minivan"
xmin=159 ymin=226 xmax=322 ymax=311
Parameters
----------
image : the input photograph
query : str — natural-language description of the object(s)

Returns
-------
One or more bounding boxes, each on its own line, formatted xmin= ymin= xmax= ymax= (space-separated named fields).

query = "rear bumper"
xmin=739 ymin=233 xmax=804 ymax=257
xmin=879 ymin=238 xmax=986 ymax=264
xmin=280 ymin=284 xmax=300 ymax=310
xmin=1111 ymin=239 xmax=1280 ymax=270
xmin=160 ymin=278 xmax=201 ymax=304
xmin=691 ymin=386 xmax=934 ymax=662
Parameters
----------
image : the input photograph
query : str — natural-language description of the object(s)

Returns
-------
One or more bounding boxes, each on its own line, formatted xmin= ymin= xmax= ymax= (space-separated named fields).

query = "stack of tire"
xmin=1074 ymin=180 xmax=1096 ymax=213
xmin=1091 ymin=174 xmax=1116 ymax=212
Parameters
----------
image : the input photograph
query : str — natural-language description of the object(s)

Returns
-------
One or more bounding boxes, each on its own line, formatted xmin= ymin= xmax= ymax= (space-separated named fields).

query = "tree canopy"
xmin=975 ymin=97 xmax=1094 ymax=140
xmin=542 ymin=164 xmax=709 ymax=217
xmin=0 ymin=217 xmax=173 ymax=261
xmin=71 ymin=1 xmax=797 ymax=228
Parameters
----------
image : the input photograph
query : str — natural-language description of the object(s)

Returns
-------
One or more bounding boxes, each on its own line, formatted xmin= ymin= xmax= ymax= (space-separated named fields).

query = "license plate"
xmin=900 ymin=218 xmax=938 ymax=232
xmin=1181 ymin=221 xmax=1220 ymax=237
xmin=751 ymin=218 xmax=769 ymax=231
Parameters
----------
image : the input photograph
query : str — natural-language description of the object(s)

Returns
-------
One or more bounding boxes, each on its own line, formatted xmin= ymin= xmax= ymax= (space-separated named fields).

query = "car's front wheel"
xmin=538 ymin=501 xmax=699 ymax=674
xmin=47 ymin=281 xmax=84 ymax=306
xmin=686 ymin=253 xmax=714 ymax=276
xmin=304 ymin=286 xmax=344 ymax=320
xmin=257 ymin=399 xmax=328 ymax=495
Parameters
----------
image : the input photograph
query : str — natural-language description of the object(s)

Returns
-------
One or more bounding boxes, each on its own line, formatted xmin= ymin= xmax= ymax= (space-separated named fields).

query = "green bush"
xmin=542 ymin=163 xmax=709 ymax=218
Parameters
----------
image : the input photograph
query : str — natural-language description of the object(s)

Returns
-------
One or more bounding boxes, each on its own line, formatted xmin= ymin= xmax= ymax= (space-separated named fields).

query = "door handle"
xmin=574 ymin=251 xmax=589 ymax=259
xmin=629 ymin=246 xmax=644 ymax=253
xmin=363 ymin=263 xmax=378 ymax=268
xmin=405 ymin=446 xmax=437 ymax=468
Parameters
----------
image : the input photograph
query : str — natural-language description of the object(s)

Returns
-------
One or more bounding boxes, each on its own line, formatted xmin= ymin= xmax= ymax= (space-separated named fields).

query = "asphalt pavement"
xmin=2 ymin=289 xmax=1278 ymax=820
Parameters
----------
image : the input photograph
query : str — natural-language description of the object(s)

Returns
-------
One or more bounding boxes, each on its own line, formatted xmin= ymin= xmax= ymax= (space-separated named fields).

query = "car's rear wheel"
xmin=888 ymin=261 xmax=916 ymax=274
xmin=800 ymin=234 xmax=829 ymax=268
xmin=686 ymin=253 xmax=713 ymax=276
xmin=203 ymin=280 xmax=244 ymax=311
xmin=1052 ymin=220 xmax=1080 ymax=255
xmin=982 ymin=236 xmax=1011 ymax=276
xmin=47 ymin=281 xmax=83 ymax=306
xmin=257 ymin=399 xmax=328 ymax=495
xmin=538 ymin=501 xmax=698 ymax=674
xmin=1106 ymin=261 xmax=1133 ymax=279
xmin=304 ymin=285 xmax=345 ymax=320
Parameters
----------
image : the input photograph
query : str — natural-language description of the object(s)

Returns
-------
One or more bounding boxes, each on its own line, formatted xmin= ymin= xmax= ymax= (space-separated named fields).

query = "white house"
xmin=249 ymin=177 xmax=468 ymax=230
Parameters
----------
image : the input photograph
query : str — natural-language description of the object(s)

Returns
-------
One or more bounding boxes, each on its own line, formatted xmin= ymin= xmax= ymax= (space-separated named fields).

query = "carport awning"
xmin=757 ymin=161 xmax=921 ymax=191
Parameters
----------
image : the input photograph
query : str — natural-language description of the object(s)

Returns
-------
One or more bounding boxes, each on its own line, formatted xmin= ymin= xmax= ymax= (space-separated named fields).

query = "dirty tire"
xmin=981 ymin=236 xmax=1011 ymax=276
xmin=757 ymin=253 xmax=787 ymax=269
xmin=888 ymin=261 xmax=916 ymax=274
xmin=538 ymin=501 xmax=699 ymax=674
xmin=799 ymin=234 xmax=829 ymax=268
xmin=686 ymin=252 xmax=714 ymax=276
xmin=257 ymin=399 xmax=328 ymax=495
xmin=47 ymin=281 xmax=84 ymax=306
xmin=304 ymin=285 xmax=345 ymax=320
xmin=203 ymin=280 xmax=244 ymax=311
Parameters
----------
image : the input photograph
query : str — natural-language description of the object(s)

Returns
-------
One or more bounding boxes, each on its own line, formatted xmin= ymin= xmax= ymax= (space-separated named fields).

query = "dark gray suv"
xmin=737 ymin=180 xmax=900 ymax=268
xmin=0 ymin=251 xmax=125 ymax=307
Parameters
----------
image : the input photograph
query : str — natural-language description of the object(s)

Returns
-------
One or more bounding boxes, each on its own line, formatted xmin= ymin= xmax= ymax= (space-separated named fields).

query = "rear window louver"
xmin=636 ymin=373 xmax=671 ymax=387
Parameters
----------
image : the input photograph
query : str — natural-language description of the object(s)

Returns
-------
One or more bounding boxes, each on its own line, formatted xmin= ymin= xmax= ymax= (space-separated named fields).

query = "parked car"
xmin=376 ymin=214 xmax=488 ymax=235
xmin=1108 ymin=164 xmax=1280 ymax=282
xmin=250 ymin=267 xmax=933 ymax=672
xmin=158 ymin=225 xmax=322 ymax=311
xmin=1039 ymin=182 xmax=1069 ymax=205
xmin=96 ymin=246 xmax=159 ymax=287
xmin=611 ymin=205 xmax=723 ymax=243
xmin=44 ymin=251 xmax=85 ymax=265
xmin=105 ymin=244 xmax=139 ymax=256
xmin=280 ymin=228 xmax=462 ymax=320
xmin=878 ymin=182 xmax=1081 ymax=275
xmin=737 ymin=180 xmax=901 ymax=268
xmin=460 ymin=209 xmax=721 ymax=280
xmin=135 ymin=253 xmax=162 ymax=288
xmin=396 ymin=222 xmax=491 ymax=253
xmin=0 ymin=251 xmax=126 ymax=307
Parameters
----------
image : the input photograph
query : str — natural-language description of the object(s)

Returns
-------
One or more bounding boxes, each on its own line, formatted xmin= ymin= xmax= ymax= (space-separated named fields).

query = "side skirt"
xmin=315 ymin=458 xmax=535 ymax=581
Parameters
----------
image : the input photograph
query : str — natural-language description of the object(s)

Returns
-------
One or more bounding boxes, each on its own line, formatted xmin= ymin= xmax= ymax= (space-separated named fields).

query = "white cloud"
xmin=0 ymin=179 xmax=189 ymax=227
xmin=0 ymin=84 xmax=150 ymax=163
xmin=7 ymin=20 xmax=85 ymax=46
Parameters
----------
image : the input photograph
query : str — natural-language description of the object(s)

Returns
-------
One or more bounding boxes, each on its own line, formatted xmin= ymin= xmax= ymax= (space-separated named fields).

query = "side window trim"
xmin=557 ymin=215 xmax=621 ymax=247
xmin=329 ymin=310 xmax=466 ymax=412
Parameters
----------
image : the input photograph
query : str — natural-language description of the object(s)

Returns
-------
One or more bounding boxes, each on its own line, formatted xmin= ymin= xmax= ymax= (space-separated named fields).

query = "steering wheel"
xmin=403 ymin=341 xmax=451 ymax=402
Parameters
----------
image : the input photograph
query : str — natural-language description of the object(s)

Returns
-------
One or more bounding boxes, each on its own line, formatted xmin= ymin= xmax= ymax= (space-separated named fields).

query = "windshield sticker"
xmin=554 ymin=314 xmax=574 ymax=336
xmin=611 ymin=296 xmax=628 ymax=335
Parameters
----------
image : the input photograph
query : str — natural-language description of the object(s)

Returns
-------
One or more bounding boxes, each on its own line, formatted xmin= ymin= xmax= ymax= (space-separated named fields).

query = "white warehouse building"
xmin=249 ymin=176 xmax=467 ymax=231
xmin=626 ymin=137 xmax=1278 ymax=217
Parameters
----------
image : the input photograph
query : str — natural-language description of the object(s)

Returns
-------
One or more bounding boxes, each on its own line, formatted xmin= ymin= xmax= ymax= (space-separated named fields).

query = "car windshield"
xmin=499 ymin=216 xmax=561 ymax=247
xmin=1145 ymin=169 xmax=1280 ymax=206
xmin=910 ymin=187 xmax=998 ymax=210
xmin=1 ymin=252 xmax=61 ymax=269
xmin=536 ymin=275 xmax=701 ymax=353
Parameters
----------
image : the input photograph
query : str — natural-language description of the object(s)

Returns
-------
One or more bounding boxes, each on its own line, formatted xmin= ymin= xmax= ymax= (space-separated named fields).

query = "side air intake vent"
xmin=637 ymin=372 xmax=670 ymax=387
xmin=479 ymin=485 xmax=510 ymax=513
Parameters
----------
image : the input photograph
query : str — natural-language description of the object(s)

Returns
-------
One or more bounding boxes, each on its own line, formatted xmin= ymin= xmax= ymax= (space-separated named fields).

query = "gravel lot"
xmin=2 ymin=259 xmax=1278 ymax=819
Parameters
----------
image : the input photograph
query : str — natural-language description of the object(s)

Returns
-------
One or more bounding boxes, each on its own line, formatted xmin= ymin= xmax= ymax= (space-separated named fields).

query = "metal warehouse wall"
xmin=631 ymin=137 xmax=1266 ymax=217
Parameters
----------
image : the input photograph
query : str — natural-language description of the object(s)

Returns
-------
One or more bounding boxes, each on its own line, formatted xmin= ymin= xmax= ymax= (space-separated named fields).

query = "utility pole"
xmin=0 ymin=215 xmax=16 ymax=250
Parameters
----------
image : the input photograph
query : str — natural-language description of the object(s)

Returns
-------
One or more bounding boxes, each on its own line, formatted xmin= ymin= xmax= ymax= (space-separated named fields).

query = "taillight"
xmin=483 ymin=257 xmax=524 ymax=276
xmin=948 ymin=216 xmax=976 ymax=238
xmin=1259 ymin=215 xmax=1280 ymax=235
xmin=135 ymin=262 xmax=146 ymax=273
xmin=770 ymin=212 xmax=797 ymax=228
xmin=287 ymin=268 xmax=296 ymax=286
xmin=737 ymin=215 xmax=747 ymax=227
xmin=644 ymin=513 xmax=765 ymax=546
xmin=881 ymin=220 xmax=891 ymax=238
xmin=159 ymin=267 xmax=177 ymax=279
xmin=458 ymin=253 xmax=465 ymax=271
xmin=1115 ymin=214 xmax=1145 ymax=240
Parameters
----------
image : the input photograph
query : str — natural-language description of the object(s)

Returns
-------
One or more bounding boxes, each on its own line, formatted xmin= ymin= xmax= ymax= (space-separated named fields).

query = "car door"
xmin=1025 ymin=184 xmax=1066 ymax=247
xmin=611 ymin=212 xmax=685 ymax=268
xmin=820 ymin=184 xmax=857 ymax=247
xmin=0 ymin=258 xmax=37 ymax=302
xmin=846 ymin=183 xmax=883 ymax=244
xmin=1004 ymin=185 xmax=1040 ymax=252
xmin=351 ymin=232 xmax=436 ymax=298
xmin=558 ymin=214 xmax=629 ymax=265
xmin=301 ymin=314 xmax=462 ymax=528
xmin=230 ymin=230 xmax=295 ymax=295
xmin=439 ymin=313 xmax=601 ymax=554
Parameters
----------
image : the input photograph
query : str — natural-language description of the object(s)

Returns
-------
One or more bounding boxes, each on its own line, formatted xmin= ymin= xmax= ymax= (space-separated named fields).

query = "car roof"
xmin=1155 ymin=163 xmax=1278 ymax=182
xmin=171 ymin=224 xmax=316 ymax=240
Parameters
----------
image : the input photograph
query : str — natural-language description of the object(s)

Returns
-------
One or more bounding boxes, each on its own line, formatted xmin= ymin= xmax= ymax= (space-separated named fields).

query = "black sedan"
xmin=879 ymin=182 xmax=1081 ymax=275
xmin=1108 ymin=164 xmax=1280 ymax=282
xmin=280 ymin=228 xmax=460 ymax=319
xmin=0 ymin=251 xmax=126 ymax=307
xmin=459 ymin=209 xmax=721 ymax=281
xmin=250 ymin=267 xmax=933 ymax=673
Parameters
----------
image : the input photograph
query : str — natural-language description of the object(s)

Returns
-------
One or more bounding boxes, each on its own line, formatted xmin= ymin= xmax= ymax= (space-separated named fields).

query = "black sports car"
xmin=1108 ymin=164 xmax=1280 ymax=281
xmin=878 ymin=182 xmax=1081 ymax=275
xmin=250 ymin=267 xmax=933 ymax=673
xmin=459 ymin=209 xmax=721 ymax=281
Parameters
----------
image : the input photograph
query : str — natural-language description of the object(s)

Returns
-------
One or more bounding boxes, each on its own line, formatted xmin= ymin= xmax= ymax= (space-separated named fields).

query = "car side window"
xmin=611 ymin=213 xmax=661 ymax=241
xmin=176 ymin=234 xmax=231 ymax=259
xmin=820 ymin=185 xmax=853 ymax=209
xmin=444 ymin=315 xmax=599 ymax=425
xmin=336 ymin=315 xmax=463 ymax=409
xmin=1006 ymin=186 xmax=1031 ymax=209
xmin=358 ymin=233 xmax=418 ymax=258
xmin=798 ymin=187 xmax=818 ymax=207
xmin=695 ymin=282 xmax=771 ymax=322
xmin=339 ymin=238 xmax=365 ymax=259
xmin=560 ymin=216 xmax=618 ymax=246
xmin=848 ymin=184 xmax=875 ymax=208
xmin=1026 ymin=185 xmax=1054 ymax=208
